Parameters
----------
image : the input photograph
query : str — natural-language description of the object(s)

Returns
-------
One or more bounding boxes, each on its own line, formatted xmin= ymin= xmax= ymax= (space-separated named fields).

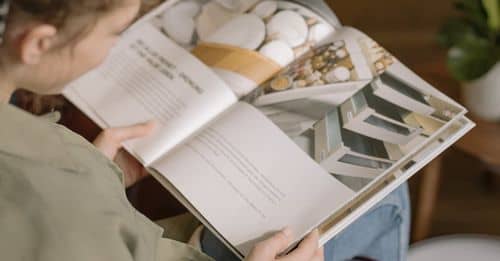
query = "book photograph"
xmin=146 ymin=0 xmax=336 ymax=97
xmin=249 ymin=28 xmax=394 ymax=106
xmin=310 ymin=75 xmax=462 ymax=180
xmin=150 ymin=0 xmax=334 ymax=54
xmin=264 ymin=58 xmax=466 ymax=187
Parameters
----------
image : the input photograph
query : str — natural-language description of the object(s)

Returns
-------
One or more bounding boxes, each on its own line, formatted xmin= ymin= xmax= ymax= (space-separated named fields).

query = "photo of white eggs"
xmin=261 ymin=37 xmax=395 ymax=95
xmin=154 ymin=0 xmax=336 ymax=67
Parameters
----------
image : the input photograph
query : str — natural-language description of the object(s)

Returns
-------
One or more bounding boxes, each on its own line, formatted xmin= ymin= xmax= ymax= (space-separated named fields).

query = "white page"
xmin=64 ymin=22 xmax=237 ymax=165
xmin=151 ymin=102 xmax=355 ymax=256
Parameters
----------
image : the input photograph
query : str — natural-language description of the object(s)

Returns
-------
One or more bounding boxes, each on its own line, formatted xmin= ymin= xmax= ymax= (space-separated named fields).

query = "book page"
xmin=150 ymin=102 xmax=355 ymax=256
xmin=64 ymin=22 xmax=237 ymax=165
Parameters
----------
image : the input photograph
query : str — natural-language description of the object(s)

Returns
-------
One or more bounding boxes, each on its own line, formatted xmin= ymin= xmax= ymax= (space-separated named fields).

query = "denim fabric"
xmin=200 ymin=184 xmax=410 ymax=261
xmin=324 ymin=183 xmax=411 ymax=261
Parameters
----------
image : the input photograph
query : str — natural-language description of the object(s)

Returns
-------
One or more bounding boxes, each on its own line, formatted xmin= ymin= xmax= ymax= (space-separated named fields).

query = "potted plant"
xmin=439 ymin=0 xmax=500 ymax=121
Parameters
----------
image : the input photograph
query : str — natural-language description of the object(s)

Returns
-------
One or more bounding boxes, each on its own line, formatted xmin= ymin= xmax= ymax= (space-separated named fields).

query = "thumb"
xmin=280 ymin=229 xmax=320 ymax=261
xmin=248 ymin=228 xmax=293 ymax=260
xmin=93 ymin=121 xmax=157 ymax=159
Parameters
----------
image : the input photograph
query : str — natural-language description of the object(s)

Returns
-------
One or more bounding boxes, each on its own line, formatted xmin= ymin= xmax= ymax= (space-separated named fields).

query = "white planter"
xmin=462 ymin=62 xmax=500 ymax=121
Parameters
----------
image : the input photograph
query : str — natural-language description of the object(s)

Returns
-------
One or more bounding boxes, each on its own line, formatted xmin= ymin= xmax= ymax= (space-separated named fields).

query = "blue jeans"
xmin=200 ymin=184 xmax=410 ymax=261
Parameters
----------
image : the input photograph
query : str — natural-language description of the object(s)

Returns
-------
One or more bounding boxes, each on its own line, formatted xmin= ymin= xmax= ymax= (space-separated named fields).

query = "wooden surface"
xmin=456 ymin=116 xmax=500 ymax=167
xmin=413 ymin=156 xmax=444 ymax=241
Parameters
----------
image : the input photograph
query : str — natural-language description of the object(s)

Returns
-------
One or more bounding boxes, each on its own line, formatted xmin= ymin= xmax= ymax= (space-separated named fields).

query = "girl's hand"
xmin=246 ymin=229 xmax=324 ymax=261
xmin=93 ymin=121 xmax=157 ymax=187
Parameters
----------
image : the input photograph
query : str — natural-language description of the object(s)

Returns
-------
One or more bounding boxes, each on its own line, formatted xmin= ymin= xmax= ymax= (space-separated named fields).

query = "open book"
xmin=63 ymin=0 xmax=474 ymax=258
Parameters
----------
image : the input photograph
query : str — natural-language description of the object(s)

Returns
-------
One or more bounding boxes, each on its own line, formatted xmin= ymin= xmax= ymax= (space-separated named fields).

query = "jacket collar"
xmin=0 ymin=103 xmax=82 ymax=172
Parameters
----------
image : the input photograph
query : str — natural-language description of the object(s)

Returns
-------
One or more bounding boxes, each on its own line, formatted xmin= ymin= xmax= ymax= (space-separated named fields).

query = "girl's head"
xmin=2 ymin=0 xmax=141 ymax=95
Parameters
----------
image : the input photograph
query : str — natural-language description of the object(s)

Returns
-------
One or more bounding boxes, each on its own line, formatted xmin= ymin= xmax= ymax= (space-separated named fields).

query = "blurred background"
xmin=327 ymin=0 xmax=500 ymax=243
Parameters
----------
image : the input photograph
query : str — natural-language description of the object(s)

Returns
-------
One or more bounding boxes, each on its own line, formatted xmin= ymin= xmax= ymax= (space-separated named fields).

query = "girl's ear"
xmin=18 ymin=24 xmax=57 ymax=65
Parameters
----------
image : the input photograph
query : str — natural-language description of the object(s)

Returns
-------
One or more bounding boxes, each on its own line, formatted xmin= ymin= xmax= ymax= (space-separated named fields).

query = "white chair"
xmin=408 ymin=234 xmax=500 ymax=261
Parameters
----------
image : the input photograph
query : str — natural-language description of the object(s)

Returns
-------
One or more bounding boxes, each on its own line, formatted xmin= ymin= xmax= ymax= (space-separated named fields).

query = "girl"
xmin=0 ymin=0 xmax=322 ymax=260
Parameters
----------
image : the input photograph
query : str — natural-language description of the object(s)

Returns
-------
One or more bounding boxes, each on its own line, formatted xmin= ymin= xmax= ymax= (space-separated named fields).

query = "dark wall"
xmin=326 ymin=0 xmax=457 ymax=67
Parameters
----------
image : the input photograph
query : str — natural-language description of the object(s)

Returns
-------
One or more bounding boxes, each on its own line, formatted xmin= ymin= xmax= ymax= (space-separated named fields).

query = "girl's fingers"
xmin=107 ymin=121 xmax=157 ymax=144
xmin=280 ymin=229 xmax=320 ymax=261
xmin=260 ymin=228 xmax=293 ymax=257
xmin=247 ymin=228 xmax=293 ymax=261
xmin=311 ymin=246 xmax=324 ymax=261
xmin=93 ymin=121 xmax=157 ymax=159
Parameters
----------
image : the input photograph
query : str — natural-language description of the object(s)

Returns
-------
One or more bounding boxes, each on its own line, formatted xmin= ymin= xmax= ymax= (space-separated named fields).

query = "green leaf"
xmin=447 ymin=36 xmax=498 ymax=81
xmin=482 ymin=0 xmax=500 ymax=31
xmin=454 ymin=0 xmax=490 ymax=34
xmin=455 ymin=0 xmax=487 ymax=20
xmin=438 ymin=18 xmax=477 ymax=47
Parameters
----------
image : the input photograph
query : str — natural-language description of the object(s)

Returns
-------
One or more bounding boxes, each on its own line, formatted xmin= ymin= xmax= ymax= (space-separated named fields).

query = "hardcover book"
xmin=63 ymin=0 xmax=474 ymax=258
